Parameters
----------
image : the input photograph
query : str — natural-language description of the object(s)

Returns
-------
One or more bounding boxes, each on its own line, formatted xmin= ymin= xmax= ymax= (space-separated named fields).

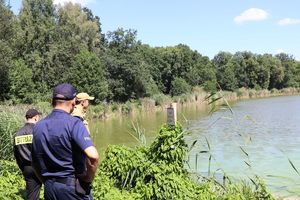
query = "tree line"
xmin=1 ymin=0 xmax=300 ymax=104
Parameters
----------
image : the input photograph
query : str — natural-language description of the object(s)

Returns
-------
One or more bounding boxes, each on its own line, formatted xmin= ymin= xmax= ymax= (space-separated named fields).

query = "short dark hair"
xmin=25 ymin=109 xmax=42 ymax=119
xmin=52 ymin=98 xmax=68 ymax=107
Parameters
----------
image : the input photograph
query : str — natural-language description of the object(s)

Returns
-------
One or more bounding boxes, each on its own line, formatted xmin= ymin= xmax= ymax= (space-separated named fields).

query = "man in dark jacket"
xmin=14 ymin=108 xmax=42 ymax=200
xmin=32 ymin=83 xmax=99 ymax=200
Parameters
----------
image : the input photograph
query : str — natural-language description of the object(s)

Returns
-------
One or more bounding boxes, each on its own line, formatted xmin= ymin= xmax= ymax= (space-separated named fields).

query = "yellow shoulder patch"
xmin=15 ymin=135 xmax=33 ymax=145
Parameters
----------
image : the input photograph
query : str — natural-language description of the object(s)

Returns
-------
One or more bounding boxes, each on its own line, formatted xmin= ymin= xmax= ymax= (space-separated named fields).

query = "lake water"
xmin=90 ymin=95 xmax=300 ymax=197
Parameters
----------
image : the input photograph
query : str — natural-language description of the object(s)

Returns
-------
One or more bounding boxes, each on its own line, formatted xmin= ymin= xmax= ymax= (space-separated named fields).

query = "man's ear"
xmin=72 ymin=99 xmax=76 ymax=107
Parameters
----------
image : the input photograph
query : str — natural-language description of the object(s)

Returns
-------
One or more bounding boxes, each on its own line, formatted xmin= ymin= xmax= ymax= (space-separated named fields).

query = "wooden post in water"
xmin=167 ymin=103 xmax=177 ymax=126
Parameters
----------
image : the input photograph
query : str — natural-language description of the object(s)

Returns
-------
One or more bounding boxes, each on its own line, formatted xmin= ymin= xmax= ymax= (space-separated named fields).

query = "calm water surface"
xmin=91 ymin=95 xmax=300 ymax=197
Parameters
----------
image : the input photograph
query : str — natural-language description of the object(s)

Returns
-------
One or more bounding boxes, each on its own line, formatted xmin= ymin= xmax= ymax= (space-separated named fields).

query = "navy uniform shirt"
xmin=14 ymin=123 xmax=35 ymax=171
xmin=32 ymin=109 xmax=93 ymax=178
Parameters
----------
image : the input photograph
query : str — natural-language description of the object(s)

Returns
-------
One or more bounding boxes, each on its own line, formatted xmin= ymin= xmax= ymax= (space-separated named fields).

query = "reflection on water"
xmin=90 ymin=103 xmax=210 ymax=156
xmin=90 ymin=95 xmax=300 ymax=197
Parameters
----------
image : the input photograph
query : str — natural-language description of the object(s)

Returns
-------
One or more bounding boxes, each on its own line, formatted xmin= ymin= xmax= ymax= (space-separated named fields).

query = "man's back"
xmin=14 ymin=108 xmax=42 ymax=200
xmin=14 ymin=123 xmax=35 ymax=170
xmin=32 ymin=109 xmax=92 ymax=178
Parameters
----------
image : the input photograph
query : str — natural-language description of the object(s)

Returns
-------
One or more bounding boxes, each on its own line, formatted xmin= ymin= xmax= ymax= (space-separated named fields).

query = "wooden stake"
xmin=167 ymin=103 xmax=177 ymax=126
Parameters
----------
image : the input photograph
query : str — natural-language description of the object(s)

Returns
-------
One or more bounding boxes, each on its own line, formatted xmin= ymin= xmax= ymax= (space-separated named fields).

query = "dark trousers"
xmin=44 ymin=179 xmax=93 ymax=200
xmin=23 ymin=166 xmax=42 ymax=200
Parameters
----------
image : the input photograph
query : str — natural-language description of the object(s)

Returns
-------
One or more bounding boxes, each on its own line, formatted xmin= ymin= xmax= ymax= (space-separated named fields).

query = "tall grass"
xmin=0 ymin=111 xmax=22 ymax=160
xmin=0 ymin=103 xmax=51 ymax=160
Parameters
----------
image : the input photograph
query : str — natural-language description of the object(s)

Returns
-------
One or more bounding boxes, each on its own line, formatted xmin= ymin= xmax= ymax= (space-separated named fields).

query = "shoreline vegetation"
xmin=1 ymin=87 xmax=299 ymax=124
xmin=1 ymin=88 xmax=300 ymax=199
xmin=87 ymin=87 xmax=300 ymax=120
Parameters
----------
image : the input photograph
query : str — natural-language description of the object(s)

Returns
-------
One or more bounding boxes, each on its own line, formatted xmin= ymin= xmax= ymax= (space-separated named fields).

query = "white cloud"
xmin=278 ymin=18 xmax=300 ymax=26
xmin=234 ymin=8 xmax=268 ymax=24
xmin=53 ymin=0 xmax=93 ymax=6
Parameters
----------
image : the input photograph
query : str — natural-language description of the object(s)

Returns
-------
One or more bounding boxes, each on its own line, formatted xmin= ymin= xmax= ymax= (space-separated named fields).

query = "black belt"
xmin=46 ymin=177 xmax=76 ymax=186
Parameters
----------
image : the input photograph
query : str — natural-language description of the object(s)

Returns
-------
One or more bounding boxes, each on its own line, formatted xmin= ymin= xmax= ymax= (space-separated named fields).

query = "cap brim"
xmin=88 ymin=97 xmax=95 ymax=100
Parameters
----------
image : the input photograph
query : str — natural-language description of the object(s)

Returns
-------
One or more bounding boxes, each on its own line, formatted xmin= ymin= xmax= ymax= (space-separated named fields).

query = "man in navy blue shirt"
xmin=32 ymin=83 xmax=99 ymax=200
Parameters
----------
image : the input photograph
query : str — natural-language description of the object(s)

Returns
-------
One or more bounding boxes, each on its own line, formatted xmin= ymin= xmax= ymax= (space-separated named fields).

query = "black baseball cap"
xmin=25 ymin=109 xmax=42 ymax=119
xmin=53 ymin=83 xmax=77 ymax=100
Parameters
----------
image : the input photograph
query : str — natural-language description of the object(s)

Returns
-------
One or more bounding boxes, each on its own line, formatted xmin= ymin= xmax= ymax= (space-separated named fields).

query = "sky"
xmin=9 ymin=0 xmax=300 ymax=61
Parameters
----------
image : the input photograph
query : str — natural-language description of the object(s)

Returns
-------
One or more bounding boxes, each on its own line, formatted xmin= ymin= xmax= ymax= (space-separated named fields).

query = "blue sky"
xmin=9 ymin=0 xmax=300 ymax=60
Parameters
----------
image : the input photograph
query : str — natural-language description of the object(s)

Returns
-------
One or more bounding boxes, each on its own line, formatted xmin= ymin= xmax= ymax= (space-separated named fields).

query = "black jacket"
xmin=14 ymin=123 xmax=35 ymax=171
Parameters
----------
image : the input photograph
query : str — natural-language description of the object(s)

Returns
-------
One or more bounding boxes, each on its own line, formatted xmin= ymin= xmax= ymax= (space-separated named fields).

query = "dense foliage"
xmin=0 ymin=124 xmax=275 ymax=199
xmin=0 ymin=0 xmax=300 ymax=104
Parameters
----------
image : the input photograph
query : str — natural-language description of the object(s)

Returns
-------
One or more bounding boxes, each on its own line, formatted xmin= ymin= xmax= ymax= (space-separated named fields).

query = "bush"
xmin=0 ymin=160 xmax=44 ymax=200
xmin=110 ymin=103 xmax=120 ymax=112
xmin=121 ymin=102 xmax=133 ymax=114
xmin=139 ymin=98 xmax=156 ymax=111
xmin=152 ymin=93 xmax=172 ymax=106
xmin=202 ymin=80 xmax=217 ymax=92
xmin=270 ymin=88 xmax=279 ymax=94
xmin=0 ymin=160 xmax=25 ymax=199
xmin=170 ymin=77 xmax=192 ymax=96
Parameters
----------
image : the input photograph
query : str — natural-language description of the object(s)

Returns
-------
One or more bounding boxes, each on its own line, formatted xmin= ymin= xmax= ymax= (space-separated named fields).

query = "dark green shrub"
xmin=202 ymin=80 xmax=217 ymax=92
xmin=170 ymin=77 xmax=192 ymax=96
xmin=111 ymin=103 xmax=120 ymax=112
xmin=121 ymin=102 xmax=132 ymax=114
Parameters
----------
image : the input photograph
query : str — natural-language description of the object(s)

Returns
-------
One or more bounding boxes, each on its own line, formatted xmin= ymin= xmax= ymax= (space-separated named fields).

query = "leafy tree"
xmin=18 ymin=0 xmax=57 ymax=93
xmin=0 ymin=0 xmax=14 ymax=100
xmin=57 ymin=3 xmax=102 ymax=52
xmin=231 ymin=52 xmax=248 ymax=88
xmin=276 ymin=53 xmax=299 ymax=88
xmin=240 ymin=51 xmax=261 ymax=89
xmin=0 ymin=42 xmax=12 ymax=101
xmin=105 ymin=28 xmax=158 ymax=101
xmin=8 ymin=59 xmax=35 ymax=103
xmin=212 ymin=51 xmax=233 ymax=89
xmin=258 ymin=54 xmax=283 ymax=89
xmin=221 ymin=62 xmax=238 ymax=91
xmin=67 ymin=49 xmax=108 ymax=102
xmin=154 ymin=44 xmax=205 ymax=94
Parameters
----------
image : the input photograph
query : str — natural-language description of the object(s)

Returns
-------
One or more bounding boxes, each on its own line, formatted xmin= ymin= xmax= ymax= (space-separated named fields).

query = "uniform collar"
xmin=25 ymin=122 xmax=35 ymax=126
xmin=53 ymin=109 xmax=70 ymax=114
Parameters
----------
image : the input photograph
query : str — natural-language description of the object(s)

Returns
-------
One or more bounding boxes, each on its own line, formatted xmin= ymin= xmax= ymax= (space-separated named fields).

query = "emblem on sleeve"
xmin=15 ymin=134 xmax=33 ymax=145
